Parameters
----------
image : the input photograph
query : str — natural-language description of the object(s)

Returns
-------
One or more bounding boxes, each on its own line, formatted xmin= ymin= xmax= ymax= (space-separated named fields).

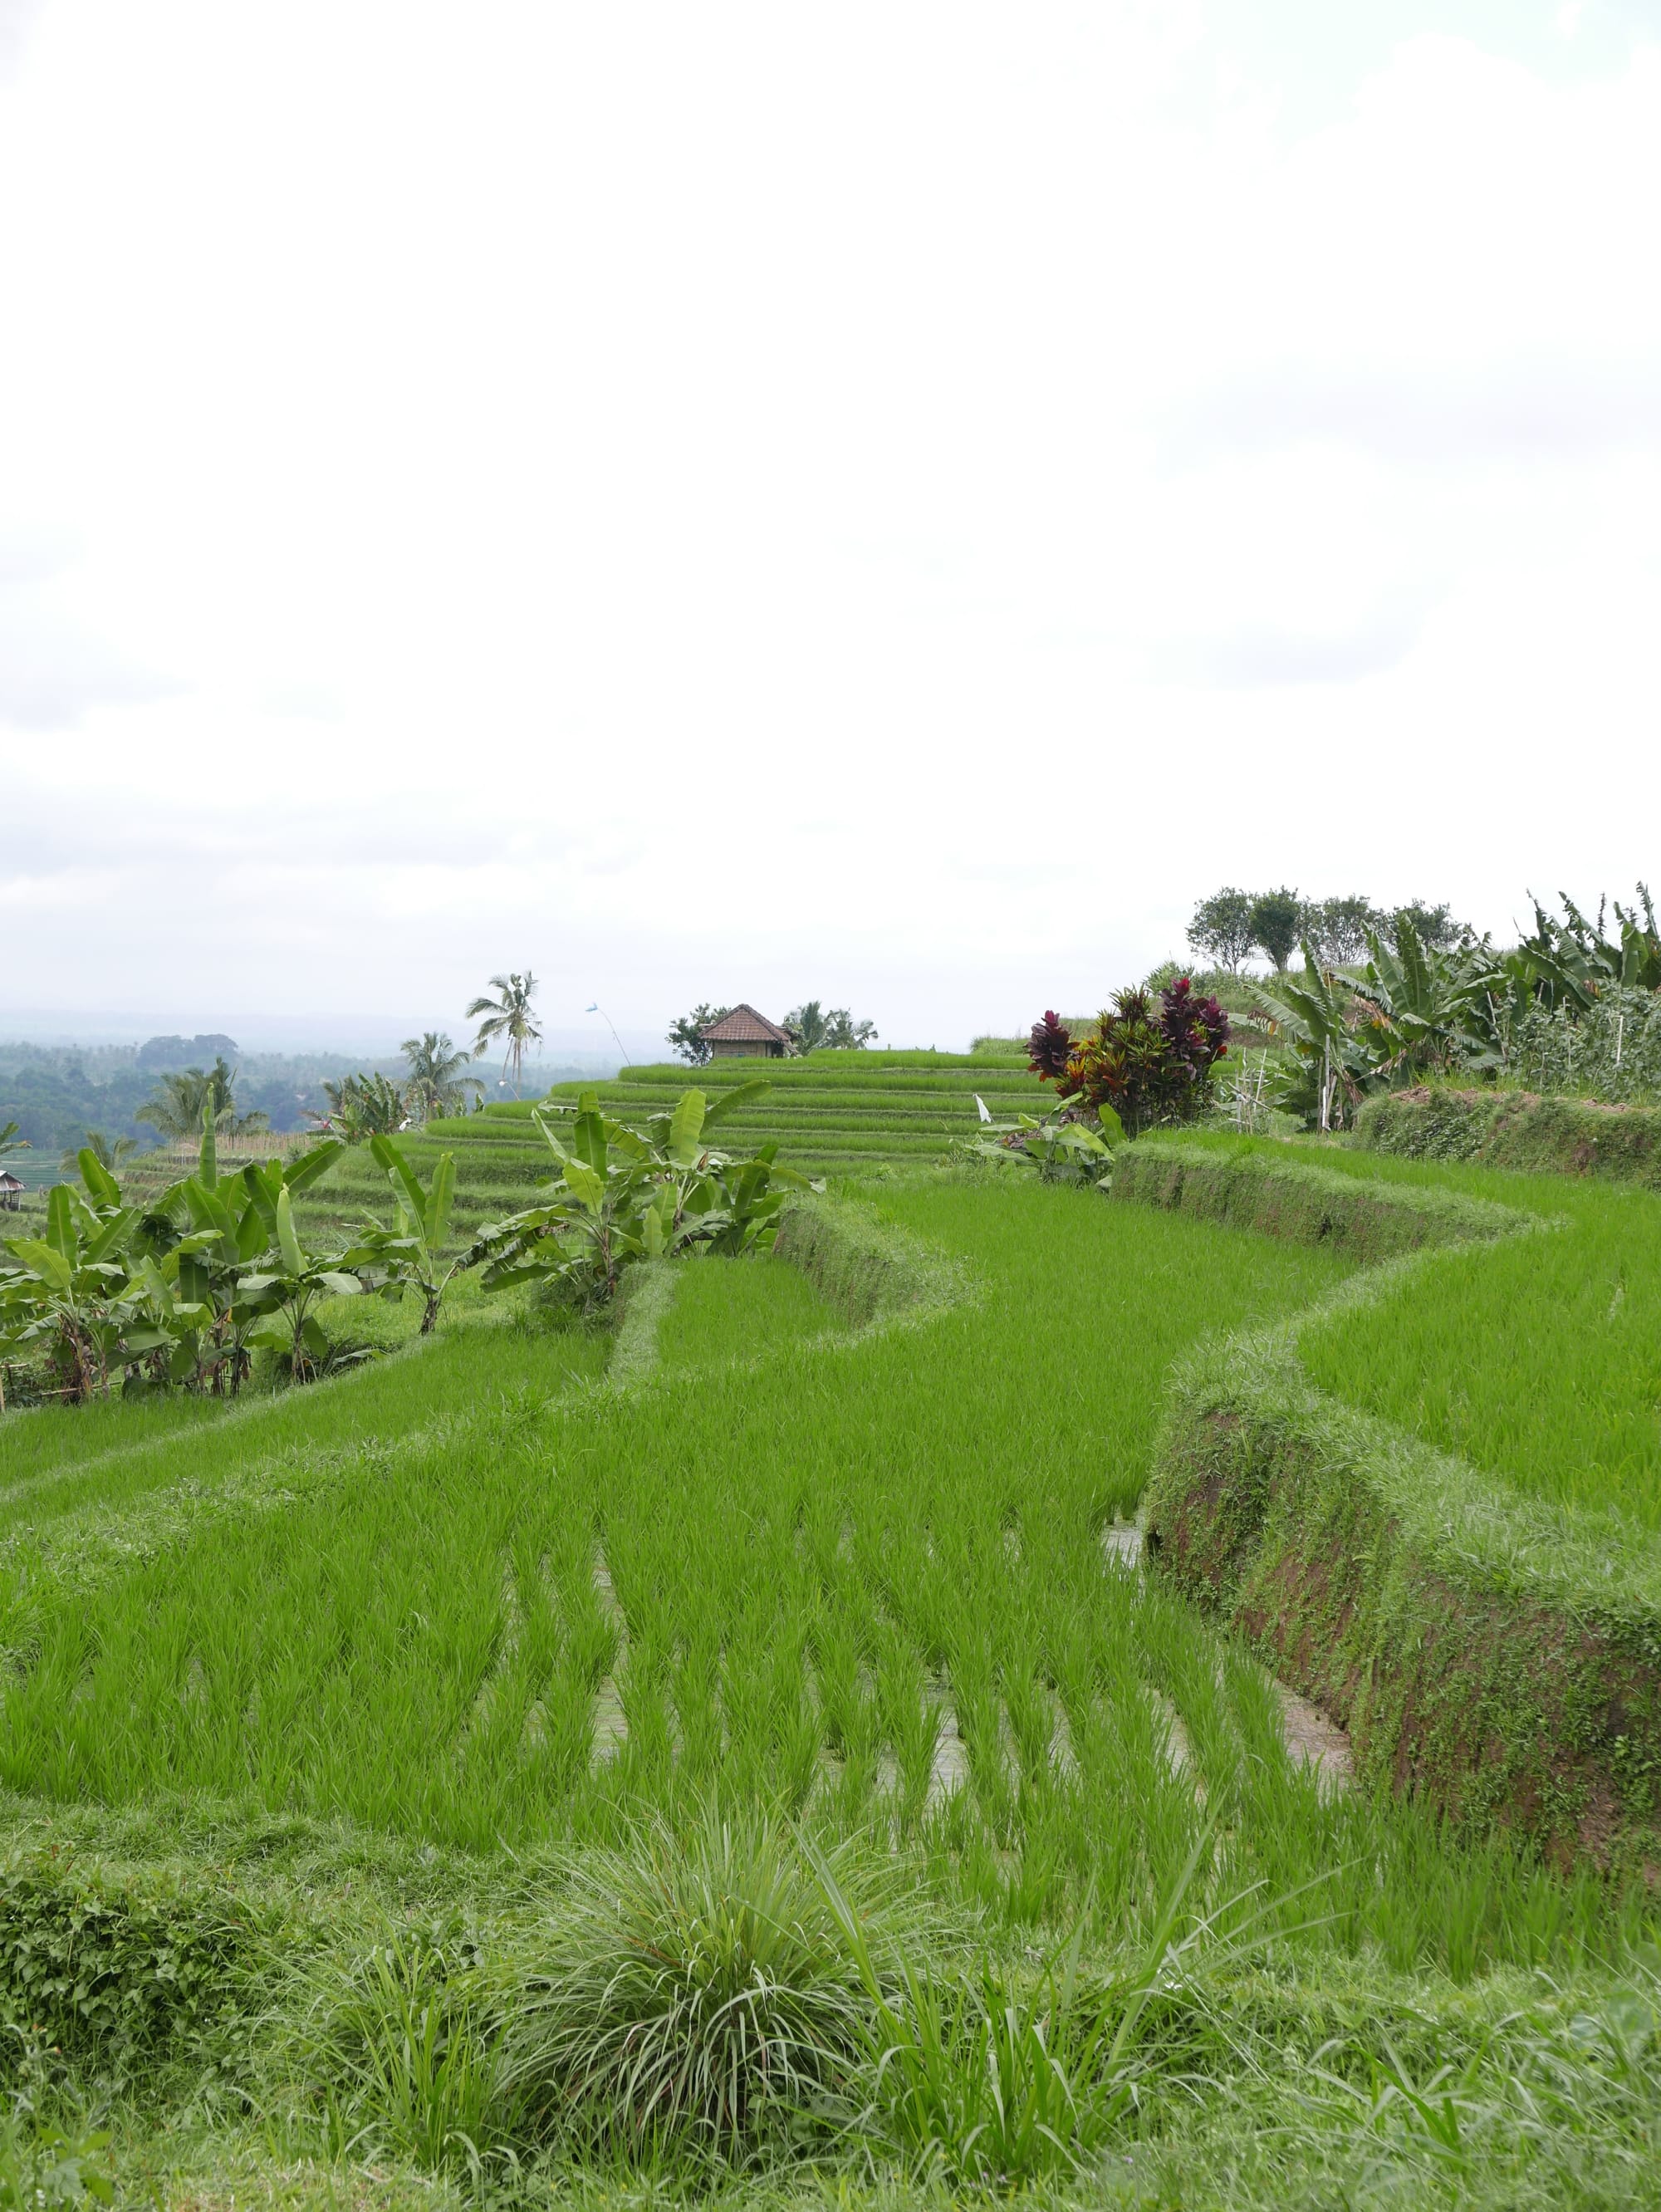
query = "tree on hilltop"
xmin=306 ymin=1071 xmax=409 ymax=1141
xmin=1389 ymin=899 xmax=1467 ymax=952
xmin=467 ymin=973 xmax=542 ymax=1096
xmin=1188 ymin=889 xmax=1257 ymax=974
xmin=1248 ymin=888 xmax=1305 ymax=973
xmin=786 ymin=1001 xmax=878 ymax=1053
xmin=786 ymin=1001 xmax=829 ymax=1053
xmin=1304 ymin=895 xmax=1383 ymax=969
xmin=823 ymin=1008 xmax=878 ymax=1049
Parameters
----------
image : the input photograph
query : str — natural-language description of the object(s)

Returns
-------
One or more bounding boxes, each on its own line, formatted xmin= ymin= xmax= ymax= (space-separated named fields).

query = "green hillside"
xmin=540 ymin=1049 xmax=1046 ymax=1175
xmin=296 ymin=1049 xmax=1048 ymax=1248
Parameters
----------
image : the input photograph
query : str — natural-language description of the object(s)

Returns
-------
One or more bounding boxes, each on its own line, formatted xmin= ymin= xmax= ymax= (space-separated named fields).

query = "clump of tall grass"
xmin=502 ymin=1811 xmax=901 ymax=2161
xmin=815 ymin=1823 xmax=1246 ymax=2188
xmin=282 ymin=1922 xmax=514 ymax=2180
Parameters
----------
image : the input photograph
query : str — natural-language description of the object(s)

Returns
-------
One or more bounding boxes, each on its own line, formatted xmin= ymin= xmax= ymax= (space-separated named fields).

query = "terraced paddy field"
xmin=1119 ymin=1130 xmax=1661 ymax=1901
xmin=3 ymin=1140 xmax=1661 ymax=2206
xmin=1132 ymin=1128 xmax=1661 ymax=1528
xmin=79 ymin=1053 xmax=1048 ymax=1270
xmin=535 ymin=1048 xmax=1049 ymax=1176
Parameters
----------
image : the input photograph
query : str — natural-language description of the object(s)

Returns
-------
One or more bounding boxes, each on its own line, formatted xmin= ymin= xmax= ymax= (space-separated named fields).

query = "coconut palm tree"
xmin=61 ymin=1129 xmax=140 ymax=1179
xmin=135 ymin=1057 xmax=270 ymax=1142
xmin=400 ymin=1032 xmax=483 ymax=1122
xmin=466 ymin=973 xmax=543 ymax=1098
xmin=0 ymin=1121 xmax=28 ymax=1165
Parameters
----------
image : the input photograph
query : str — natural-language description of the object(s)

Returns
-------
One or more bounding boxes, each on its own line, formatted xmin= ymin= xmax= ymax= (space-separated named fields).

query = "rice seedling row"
xmin=1164 ymin=1131 xmax=1661 ymax=1528
xmin=2 ymin=1179 xmax=1641 ymax=1976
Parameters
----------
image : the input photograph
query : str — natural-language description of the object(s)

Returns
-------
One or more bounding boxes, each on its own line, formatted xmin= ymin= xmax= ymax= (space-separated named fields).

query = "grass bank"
xmin=1124 ymin=1133 xmax=1661 ymax=1867
xmin=5 ymin=1167 xmax=1661 ymax=2203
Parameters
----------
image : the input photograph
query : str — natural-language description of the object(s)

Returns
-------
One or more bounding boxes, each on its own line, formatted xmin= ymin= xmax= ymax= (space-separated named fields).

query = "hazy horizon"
xmin=5 ymin=2 xmax=1659 ymax=1035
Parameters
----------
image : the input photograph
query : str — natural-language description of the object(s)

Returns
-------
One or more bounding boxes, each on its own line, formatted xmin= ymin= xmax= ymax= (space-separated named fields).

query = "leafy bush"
xmin=0 ymin=2104 xmax=112 ymax=2212
xmin=1025 ymin=1011 xmax=1073 ymax=1081
xmin=958 ymin=1108 xmax=1119 ymax=1187
xmin=289 ymin=1924 xmax=512 ymax=2177
xmin=1029 ymin=982 xmax=1230 ymax=1136
xmin=0 ymin=1858 xmax=248 ymax=2093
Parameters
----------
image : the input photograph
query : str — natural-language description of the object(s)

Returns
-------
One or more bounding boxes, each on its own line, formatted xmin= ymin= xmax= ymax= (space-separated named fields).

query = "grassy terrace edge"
xmin=1115 ymin=1137 xmax=1661 ymax=1871
xmin=1356 ymin=1085 xmax=1661 ymax=1187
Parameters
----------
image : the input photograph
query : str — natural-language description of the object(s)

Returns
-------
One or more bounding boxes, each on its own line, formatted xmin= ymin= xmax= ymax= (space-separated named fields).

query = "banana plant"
xmin=233 ymin=1145 xmax=385 ymax=1382
xmin=467 ymin=1084 xmax=819 ymax=1309
xmin=1522 ymin=886 xmax=1661 ymax=1009
xmin=0 ymin=1164 xmax=146 ymax=1400
xmin=365 ymin=1134 xmax=458 ymax=1333
xmin=963 ymin=1105 xmax=1122 ymax=1187
xmin=1255 ymin=948 xmax=1373 ymax=1131
xmin=141 ymin=1109 xmax=331 ymax=1392
xmin=1347 ymin=915 xmax=1502 ymax=1083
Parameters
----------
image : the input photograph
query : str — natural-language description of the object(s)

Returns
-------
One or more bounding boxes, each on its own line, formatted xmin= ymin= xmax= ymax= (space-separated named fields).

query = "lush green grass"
xmin=6 ymin=1173 xmax=1641 ymax=1978
xmin=1222 ymin=1136 xmax=1661 ymax=1529
xmin=7 ymin=1162 xmax=1661 ymax=2205
xmin=10 ymin=1185 xmax=1352 ymax=1881
xmin=655 ymin=1251 xmax=850 ymax=1370
xmin=0 ymin=1295 xmax=609 ymax=1535
xmin=0 ymin=1387 xmax=228 ymax=1498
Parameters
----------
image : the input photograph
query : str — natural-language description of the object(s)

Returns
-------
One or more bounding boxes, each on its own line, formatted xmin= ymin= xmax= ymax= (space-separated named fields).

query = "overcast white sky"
xmin=2 ymin=0 xmax=1659 ymax=1052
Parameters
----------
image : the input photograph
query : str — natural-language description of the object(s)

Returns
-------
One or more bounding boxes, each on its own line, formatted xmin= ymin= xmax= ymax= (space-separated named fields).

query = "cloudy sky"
xmin=2 ymin=0 xmax=1659 ymax=1052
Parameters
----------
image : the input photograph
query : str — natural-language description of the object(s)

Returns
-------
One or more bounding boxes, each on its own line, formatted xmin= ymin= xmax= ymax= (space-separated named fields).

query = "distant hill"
xmin=135 ymin=1032 xmax=240 ymax=1070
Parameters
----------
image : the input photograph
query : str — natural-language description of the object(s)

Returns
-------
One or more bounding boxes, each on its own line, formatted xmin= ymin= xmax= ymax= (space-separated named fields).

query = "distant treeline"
xmin=0 ymin=1039 xmax=614 ymax=1162
xmin=0 ymin=1045 xmax=405 ymax=1156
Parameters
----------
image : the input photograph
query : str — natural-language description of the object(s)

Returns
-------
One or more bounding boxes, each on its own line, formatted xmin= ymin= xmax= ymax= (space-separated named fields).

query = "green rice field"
xmin=1262 ymin=1141 xmax=1661 ymax=1528
xmin=5 ymin=1126 xmax=1661 ymax=2205
xmin=535 ymin=1048 xmax=1049 ymax=1175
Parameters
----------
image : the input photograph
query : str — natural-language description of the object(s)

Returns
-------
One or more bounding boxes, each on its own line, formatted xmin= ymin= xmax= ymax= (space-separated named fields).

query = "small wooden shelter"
xmin=700 ymin=1004 xmax=792 ymax=1060
xmin=0 ymin=1171 xmax=23 ymax=1213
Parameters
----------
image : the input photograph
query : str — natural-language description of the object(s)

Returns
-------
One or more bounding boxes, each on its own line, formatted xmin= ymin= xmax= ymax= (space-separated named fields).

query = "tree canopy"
xmin=401 ymin=1032 xmax=482 ymax=1121
xmin=467 ymin=974 xmax=542 ymax=1096
xmin=135 ymin=1057 xmax=269 ymax=1143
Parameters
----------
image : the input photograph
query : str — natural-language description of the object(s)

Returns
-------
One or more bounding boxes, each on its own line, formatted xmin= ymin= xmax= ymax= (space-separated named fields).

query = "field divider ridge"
xmin=772 ymin=1192 xmax=974 ymax=1332
xmin=1118 ymin=1136 xmax=1661 ymax=1870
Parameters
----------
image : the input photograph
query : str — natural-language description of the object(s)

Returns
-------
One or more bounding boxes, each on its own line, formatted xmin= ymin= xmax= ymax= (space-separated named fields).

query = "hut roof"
xmin=700 ymin=1003 xmax=791 ymax=1046
xmin=0 ymin=1171 xmax=23 ymax=1191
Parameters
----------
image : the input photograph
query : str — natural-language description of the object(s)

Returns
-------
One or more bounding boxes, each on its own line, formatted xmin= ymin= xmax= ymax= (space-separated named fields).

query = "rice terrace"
xmin=1 ymin=899 xmax=1660 ymax=2212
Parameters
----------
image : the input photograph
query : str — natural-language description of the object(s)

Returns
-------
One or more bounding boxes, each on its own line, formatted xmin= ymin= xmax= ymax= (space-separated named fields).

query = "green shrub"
xmin=0 ymin=2106 xmax=112 ymax=2210
xmin=0 ymin=1857 xmax=249 ymax=2092
xmin=287 ymin=1923 xmax=512 ymax=2177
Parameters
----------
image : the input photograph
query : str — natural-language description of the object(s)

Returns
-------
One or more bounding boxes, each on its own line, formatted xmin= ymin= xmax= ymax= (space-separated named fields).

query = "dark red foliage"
xmin=1028 ymin=979 xmax=1231 ymax=1135
xmin=1159 ymin=977 xmax=1231 ymax=1081
xmin=1026 ymin=1010 xmax=1075 ymax=1082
